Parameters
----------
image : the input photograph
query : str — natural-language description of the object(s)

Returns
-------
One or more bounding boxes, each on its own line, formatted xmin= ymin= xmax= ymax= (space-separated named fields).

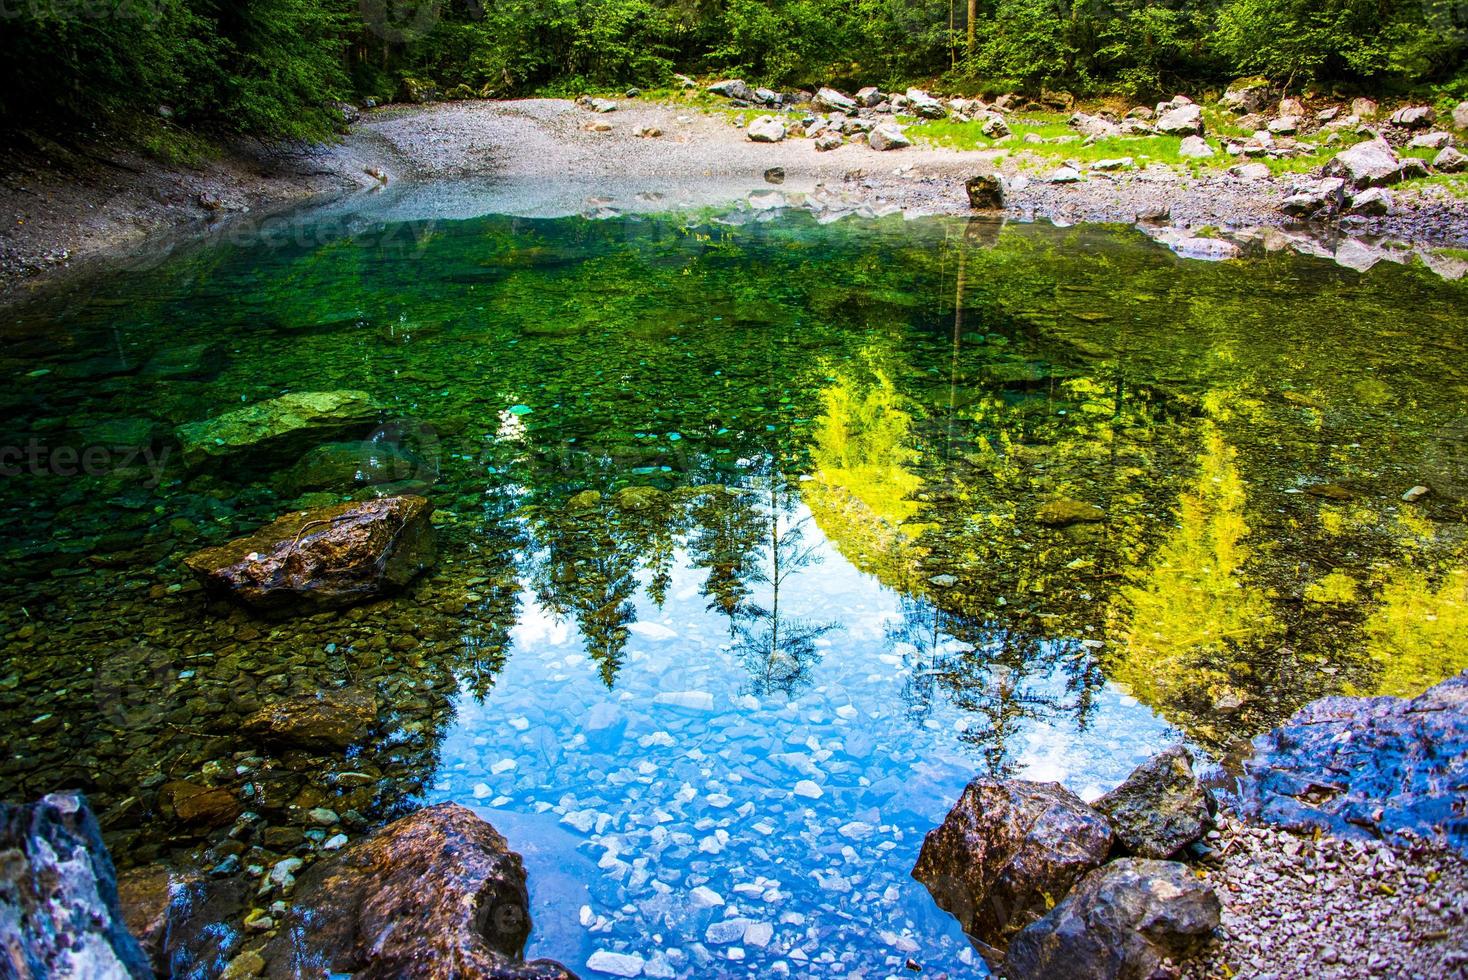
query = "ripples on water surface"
xmin=1 ymin=196 xmax=1465 ymax=977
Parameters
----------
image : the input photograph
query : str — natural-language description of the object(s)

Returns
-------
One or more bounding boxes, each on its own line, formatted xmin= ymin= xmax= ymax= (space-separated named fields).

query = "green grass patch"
xmin=910 ymin=111 xmax=1365 ymax=179
xmin=1395 ymin=171 xmax=1468 ymax=198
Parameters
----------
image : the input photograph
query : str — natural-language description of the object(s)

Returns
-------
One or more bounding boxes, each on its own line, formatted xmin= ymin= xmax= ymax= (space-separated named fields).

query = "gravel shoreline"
xmin=1186 ymin=810 xmax=1468 ymax=980
xmin=4 ymin=96 xmax=1468 ymax=302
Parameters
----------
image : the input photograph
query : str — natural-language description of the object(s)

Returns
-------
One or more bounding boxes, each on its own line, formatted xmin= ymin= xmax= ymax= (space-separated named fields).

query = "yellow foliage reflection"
xmin=1110 ymin=424 xmax=1283 ymax=731
xmin=805 ymin=362 xmax=928 ymax=585
xmin=1359 ymin=564 xmax=1468 ymax=697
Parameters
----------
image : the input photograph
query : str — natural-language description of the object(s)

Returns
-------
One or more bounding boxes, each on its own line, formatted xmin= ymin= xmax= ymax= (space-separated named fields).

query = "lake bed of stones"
xmin=1 ymin=198 xmax=1465 ymax=977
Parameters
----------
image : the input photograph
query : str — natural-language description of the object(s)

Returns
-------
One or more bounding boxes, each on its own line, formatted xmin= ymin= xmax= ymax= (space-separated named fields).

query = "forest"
xmin=2 ymin=0 xmax=1466 ymax=143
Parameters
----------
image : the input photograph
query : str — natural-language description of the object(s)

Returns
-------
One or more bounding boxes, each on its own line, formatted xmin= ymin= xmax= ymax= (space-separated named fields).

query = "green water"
xmin=0 ymin=204 xmax=1465 ymax=974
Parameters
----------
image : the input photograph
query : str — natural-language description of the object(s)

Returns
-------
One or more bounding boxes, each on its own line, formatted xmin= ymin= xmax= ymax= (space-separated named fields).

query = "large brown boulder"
xmin=1093 ymin=747 xmax=1215 ymax=859
xmin=1003 ymin=858 xmax=1220 ymax=979
xmin=260 ymin=803 xmax=575 ymax=979
xmin=0 ymin=793 xmax=152 ymax=979
xmin=242 ymin=687 xmax=378 ymax=750
xmin=184 ymin=495 xmax=435 ymax=614
xmin=912 ymin=779 xmax=1113 ymax=950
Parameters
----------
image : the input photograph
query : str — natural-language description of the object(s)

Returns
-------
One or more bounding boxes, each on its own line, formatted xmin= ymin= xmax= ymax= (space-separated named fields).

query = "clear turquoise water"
xmin=1 ymin=194 xmax=1465 ymax=976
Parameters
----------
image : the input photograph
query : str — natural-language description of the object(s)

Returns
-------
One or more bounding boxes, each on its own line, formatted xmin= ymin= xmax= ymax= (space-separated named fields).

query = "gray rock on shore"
xmin=1324 ymin=137 xmax=1409 ymax=188
xmin=1389 ymin=105 xmax=1435 ymax=129
xmin=1156 ymin=102 xmax=1204 ymax=136
xmin=1435 ymin=146 xmax=1468 ymax=173
xmin=816 ymin=87 xmax=858 ymax=113
xmin=1221 ymin=78 xmax=1270 ymax=113
xmin=746 ymin=116 xmax=787 ymax=143
xmin=707 ymin=79 xmax=753 ymax=101
xmin=868 ymin=123 xmax=911 ymax=151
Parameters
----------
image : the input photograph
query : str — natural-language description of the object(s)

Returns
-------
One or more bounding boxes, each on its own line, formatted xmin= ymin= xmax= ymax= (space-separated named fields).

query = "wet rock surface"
xmin=175 ymin=390 xmax=380 ymax=470
xmin=912 ymin=779 xmax=1113 ymax=948
xmin=1237 ymin=669 xmax=1468 ymax=855
xmin=1094 ymin=746 xmax=1215 ymax=859
xmin=259 ymin=803 xmax=576 ymax=979
xmin=1004 ymin=857 xmax=1220 ymax=980
xmin=0 ymin=793 xmax=152 ymax=979
xmin=184 ymin=495 xmax=436 ymax=613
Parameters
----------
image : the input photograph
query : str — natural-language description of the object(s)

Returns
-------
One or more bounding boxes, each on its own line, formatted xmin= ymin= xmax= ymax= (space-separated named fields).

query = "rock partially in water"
xmin=1237 ymin=669 xmax=1468 ymax=856
xmin=260 ymin=803 xmax=576 ymax=978
xmin=175 ymin=390 xmax=379 ymax=470
xmin=1003 ymin=858 xmax=1221 ymax=980
xmin=184 ymin=495 xmax=435 ymax=614
xmin=0 ymin=792 xmax=152 ymax=979
xmin=1035 ymin=498 xmax=1106 ymax=526
xmin=242 ymin=686 xmax=378 ymax=750
xmin=911 ymin=779 xmax=1113 ymax=949
xmin=965 ymin=174 xmax=1006 ymax=210
xmin=1094 ymin=746 xmax=1216 ymax=859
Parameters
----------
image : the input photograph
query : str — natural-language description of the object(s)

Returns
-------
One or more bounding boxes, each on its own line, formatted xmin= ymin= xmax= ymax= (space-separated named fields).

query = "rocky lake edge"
xmin=4 ymin=79 xmax=1468 ymax=303
xmin=2 ymin=471 xmax=1464 ymax=980
xmin=4 ymin=77 xmax=1468 ymax=978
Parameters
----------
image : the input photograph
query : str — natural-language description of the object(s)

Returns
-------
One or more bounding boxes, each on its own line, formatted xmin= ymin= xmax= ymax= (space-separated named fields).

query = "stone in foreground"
xmin=1238 ymin=669 xmax=1468 ymax=856
xmin=184 ymin=495 xmax=435 ymax=613
xmin=912 ymin=779 xmax=1113 ymax=948
xmin=175 ymin=390 xmax=379 ymax=469
xmin=1093 ymin=746 xmax=1215 ymax=859
xmin=965 ymin=174 xmax=1006 ymax=210
xmin=0 ymin=793 xmax=152 ymax=979
xmin=1003 ymin=858 xmax=1220 ymax=980
xmin=242 ymin=686 xmax=378 ymax=750
xmin=261 ymin=803 xmax=576 ymax=979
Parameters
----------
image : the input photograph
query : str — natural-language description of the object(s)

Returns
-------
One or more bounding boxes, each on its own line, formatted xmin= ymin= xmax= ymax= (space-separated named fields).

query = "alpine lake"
xmin=1 ymin=185 xmax=1465 ymax=978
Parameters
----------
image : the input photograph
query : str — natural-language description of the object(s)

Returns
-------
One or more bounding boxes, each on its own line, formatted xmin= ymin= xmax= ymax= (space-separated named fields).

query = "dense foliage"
xmin=1 ymin=0 xmax=1465 ymax=143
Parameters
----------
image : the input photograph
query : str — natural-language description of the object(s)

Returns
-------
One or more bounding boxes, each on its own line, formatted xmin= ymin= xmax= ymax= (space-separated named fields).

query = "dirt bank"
xmin=3 ymin=96 xmax=1466 ymax=302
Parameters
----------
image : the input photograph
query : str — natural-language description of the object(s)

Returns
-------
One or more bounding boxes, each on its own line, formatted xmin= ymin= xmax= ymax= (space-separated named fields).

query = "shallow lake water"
xmin=1 ymin=190 xmax=1465 ymax=977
